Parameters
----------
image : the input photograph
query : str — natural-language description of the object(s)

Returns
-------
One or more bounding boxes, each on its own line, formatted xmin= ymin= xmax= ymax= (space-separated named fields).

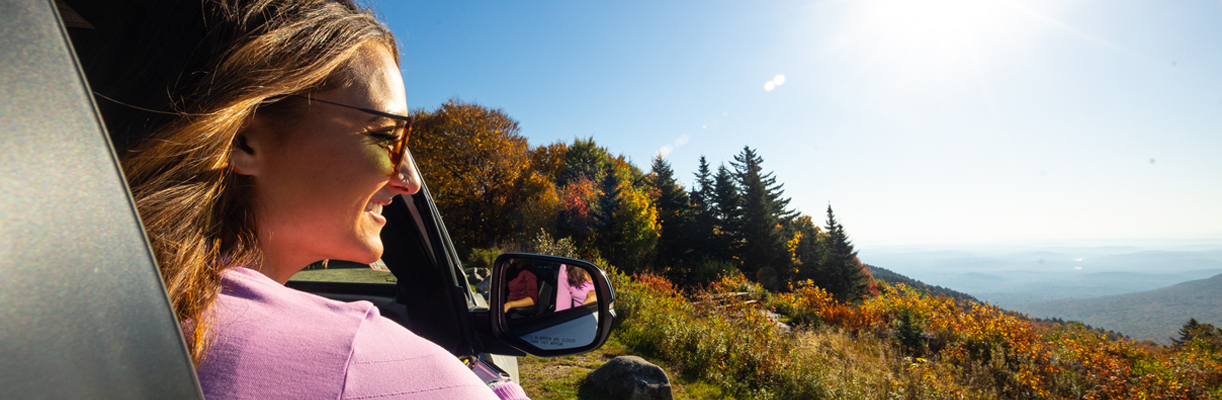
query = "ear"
xmin=230 ymin=115 xmax=271 ymax=176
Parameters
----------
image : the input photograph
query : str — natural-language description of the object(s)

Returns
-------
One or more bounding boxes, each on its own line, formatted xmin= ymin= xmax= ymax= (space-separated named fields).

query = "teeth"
xmin=365 ymin=202 xmax=383 ymax=214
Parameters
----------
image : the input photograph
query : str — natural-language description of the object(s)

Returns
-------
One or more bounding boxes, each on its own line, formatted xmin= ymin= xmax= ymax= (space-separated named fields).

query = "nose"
xmin=393 ymin=151 xmax=422 ymax=196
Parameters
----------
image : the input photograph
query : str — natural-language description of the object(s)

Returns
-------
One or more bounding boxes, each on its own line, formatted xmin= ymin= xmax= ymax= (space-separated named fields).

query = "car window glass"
xmin=289 ymin=259 xmax=398 ymax=283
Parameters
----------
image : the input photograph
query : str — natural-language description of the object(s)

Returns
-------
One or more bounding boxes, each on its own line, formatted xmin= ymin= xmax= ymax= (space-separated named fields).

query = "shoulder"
xmin=197 ymin=267 xmax=375 ymax=400
xmin=341 ymin=315 xmax=499 ymax=399
xmin=198 ymin=268 xmax=500 ymax=400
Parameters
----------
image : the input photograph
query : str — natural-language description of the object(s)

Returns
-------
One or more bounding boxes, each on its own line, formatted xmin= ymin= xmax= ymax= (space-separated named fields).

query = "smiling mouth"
xmin=365 ymin=202 xmax=384 ymax=214
xmin=365 ymin=199 xmax=389 ymax=224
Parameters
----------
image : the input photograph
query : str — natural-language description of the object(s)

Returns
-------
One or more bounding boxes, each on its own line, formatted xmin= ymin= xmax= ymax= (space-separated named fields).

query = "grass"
xmin=289 ymin=264 xmax=397 ymax=283
xmin=518 ymin=336 xmax=727 ymax=400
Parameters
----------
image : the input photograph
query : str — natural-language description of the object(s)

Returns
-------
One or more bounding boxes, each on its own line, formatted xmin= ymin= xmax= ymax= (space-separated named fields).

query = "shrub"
xmin=527 ymin=229 xmax=578 ymax=258
xmin=466 ymin=247 xmax=502 ymax=270
xmin=605 ymin=266 xmax=1222 ymax=399
xmin=611 ymin=270 xmax=827 ymax=398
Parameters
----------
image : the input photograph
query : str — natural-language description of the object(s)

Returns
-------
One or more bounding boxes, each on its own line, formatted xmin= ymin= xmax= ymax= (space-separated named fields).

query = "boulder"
xmin=583 ymin=356 xmax=672 ymax=400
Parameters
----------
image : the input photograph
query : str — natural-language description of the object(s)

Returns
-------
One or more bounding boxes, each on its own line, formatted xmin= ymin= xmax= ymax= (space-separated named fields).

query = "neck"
xmin=251 ymin=248 xmax=313 ymax=285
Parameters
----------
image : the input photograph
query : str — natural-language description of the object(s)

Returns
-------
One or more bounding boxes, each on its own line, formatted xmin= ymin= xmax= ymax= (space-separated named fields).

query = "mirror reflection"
xmin=499 ymin=257 xmax=601 ymax=350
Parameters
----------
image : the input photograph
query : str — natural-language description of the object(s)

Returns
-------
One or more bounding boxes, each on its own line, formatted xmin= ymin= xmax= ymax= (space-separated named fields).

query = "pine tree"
xmin=730 ymin=146 xmax=794 ymax=288
xmin=649 ymin=155 xmax=693 ymax=271
xmin=690 ymin=156 xmax=714 ymax=210
xmin=688 ymin=156 xmax=717 ymax=254
xmin=709 ymin=164 xmax=741 ymax=265
xmin=817 ymin=205 xmax=869 ymax=302
xmin=1172 ymin=318 xmax=1222 ymax=350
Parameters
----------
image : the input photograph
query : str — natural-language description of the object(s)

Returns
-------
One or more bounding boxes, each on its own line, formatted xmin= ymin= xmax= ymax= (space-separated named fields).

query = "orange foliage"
xmin=773 ymin=281 xmax=1222 ymax=399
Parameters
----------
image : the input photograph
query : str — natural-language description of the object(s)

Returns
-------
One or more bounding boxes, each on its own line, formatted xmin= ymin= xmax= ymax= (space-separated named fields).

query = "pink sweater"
xmin=195 ymin=267 xmax=528 ymax=400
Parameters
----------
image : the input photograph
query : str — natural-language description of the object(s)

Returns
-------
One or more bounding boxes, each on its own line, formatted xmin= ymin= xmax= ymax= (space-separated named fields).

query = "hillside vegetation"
xmin=867 ymin=264 xmax=977 ymax=303
xmin=1025 ymin=273 xmax=1222 ymax=345
xmin=596 ymin=269 xmax=1222 ymax=399
xmin=408 ymin=99 xmax=1222 ymax=398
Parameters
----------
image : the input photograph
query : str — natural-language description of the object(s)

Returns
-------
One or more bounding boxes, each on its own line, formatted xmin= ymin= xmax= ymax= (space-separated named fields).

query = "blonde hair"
xmin=78 ymin=0 xmax=397 ymax=365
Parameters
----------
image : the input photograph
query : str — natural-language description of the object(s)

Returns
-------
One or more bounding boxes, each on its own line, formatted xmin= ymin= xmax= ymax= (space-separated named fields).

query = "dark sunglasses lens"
xmin=390 ymin=119 xmax=409 ymax=170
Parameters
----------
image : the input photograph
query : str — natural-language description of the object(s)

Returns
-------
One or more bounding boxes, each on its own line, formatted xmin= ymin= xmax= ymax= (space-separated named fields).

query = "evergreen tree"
xmin=690 ymin=156 xmax=714 ymax=210
xmin=709 ymin=164 xmax=741 ymax=264
xmin=687 ymin=156 xmax=718 ymax=261
xmin=816 ymin=205 xmax=869 ymax=302
xmin=649 ymin=155 xmax=693 ymax=271
xmin=1172 ymin=318 xmax=1222 ymax=350
xmin=730 ymin=146 xmax=795 ymax=288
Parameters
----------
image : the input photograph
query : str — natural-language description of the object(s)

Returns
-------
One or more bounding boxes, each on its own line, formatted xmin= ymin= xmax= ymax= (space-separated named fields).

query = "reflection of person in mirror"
xmin=504 ymin=260 xmax=538 ymax=313
xmin=566 ymin=267 xmax=597 ymax=308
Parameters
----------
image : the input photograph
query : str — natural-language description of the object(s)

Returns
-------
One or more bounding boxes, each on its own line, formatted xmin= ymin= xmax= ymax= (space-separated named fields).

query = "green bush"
xmin=466 ymin=247 xmax=502 ymax=270
xmin=609 ymin=270 xmax=829 ymax=399
xmin=527 ymin=229 xmax=578 ymax=259
xmin=893 ymin=308 xmax=927 ymax=356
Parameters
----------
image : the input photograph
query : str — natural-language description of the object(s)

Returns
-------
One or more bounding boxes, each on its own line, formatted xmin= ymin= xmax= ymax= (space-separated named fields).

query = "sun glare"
xmin=841 ymin=0 xmax=1030 ymax=82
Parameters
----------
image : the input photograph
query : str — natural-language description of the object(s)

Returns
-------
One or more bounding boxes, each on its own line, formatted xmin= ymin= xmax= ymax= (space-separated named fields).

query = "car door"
xmin=0 ymin=0 xmax=203 ymax=398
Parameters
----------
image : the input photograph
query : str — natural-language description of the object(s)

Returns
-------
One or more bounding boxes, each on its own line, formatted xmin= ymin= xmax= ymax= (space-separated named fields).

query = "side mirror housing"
xmin=488 ymin=253 xmax=616 ymax=357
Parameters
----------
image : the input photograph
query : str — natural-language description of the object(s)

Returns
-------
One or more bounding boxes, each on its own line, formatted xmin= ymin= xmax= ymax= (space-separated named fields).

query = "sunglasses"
xmin=291 ymin=95 xmax=413 ymax=176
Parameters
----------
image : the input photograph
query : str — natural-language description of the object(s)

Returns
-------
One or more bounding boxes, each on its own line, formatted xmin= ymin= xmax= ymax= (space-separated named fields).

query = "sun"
xmin=839 ymin=0 xmax=1031 ymax=82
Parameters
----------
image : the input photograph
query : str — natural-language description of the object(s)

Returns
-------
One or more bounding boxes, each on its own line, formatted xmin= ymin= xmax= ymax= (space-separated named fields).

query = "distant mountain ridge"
xmin=867 ymin=264 xmax=978 ymax=302
xmin=1021 ymin=273 xmax=1222 ymax=345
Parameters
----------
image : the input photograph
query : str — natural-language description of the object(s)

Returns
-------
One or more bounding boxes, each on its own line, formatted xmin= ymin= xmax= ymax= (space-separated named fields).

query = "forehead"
xmin=323 ymin=45 xmax=406 ymax=115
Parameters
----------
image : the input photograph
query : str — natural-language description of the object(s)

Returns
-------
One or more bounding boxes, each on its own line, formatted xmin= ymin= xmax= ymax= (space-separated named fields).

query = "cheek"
xmin=358 ymin=142 xmax=395 ymax=176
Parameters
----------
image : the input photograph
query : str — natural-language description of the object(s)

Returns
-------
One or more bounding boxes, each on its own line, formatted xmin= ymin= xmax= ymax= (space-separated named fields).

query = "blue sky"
xmin=377 ymin=0 xmax=1222 ymax=247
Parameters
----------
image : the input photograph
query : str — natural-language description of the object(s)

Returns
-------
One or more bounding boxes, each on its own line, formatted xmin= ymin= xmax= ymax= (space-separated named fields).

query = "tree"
xmin=730 ymin=146 xmax=795 ymax=288
xmin=1172 ymin=318 xmax=1222 ymax=351
xmin=789 ymin=214 xmax=824 ymax=283
xmin=409 ymin=99 xmax=543 ymax=254
xmin=594 ymin=164 xmax=660 ymax=273
xmin=649 ymin=155 xmax=693 ymax=271
xmin=709 ymin=164 xmax=741 ymax=265
xmin=557 ymin=138 xmax=614 ymax=255
xmin=560 ymin=137 xmax=611 ymax=186
xmin=690 ymin=156 xmax=714 ymax=212
xmin=815 ymin=205 xmax=870 ymax=302
xmin=687 ymin=156 xmax=717 ymax=250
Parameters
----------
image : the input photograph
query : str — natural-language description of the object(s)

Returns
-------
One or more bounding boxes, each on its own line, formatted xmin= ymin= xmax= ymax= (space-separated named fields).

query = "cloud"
xmin=658 ymin=145 xmax=673 ymax=157
xmin=675 ymin=135 xmax=690 ymax=146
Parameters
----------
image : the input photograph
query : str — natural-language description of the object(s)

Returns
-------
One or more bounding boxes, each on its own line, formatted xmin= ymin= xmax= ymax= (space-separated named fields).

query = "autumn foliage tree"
xmin=409 ymin=99 xmax=873 ymax=293
xmin=408 ymin=99 xmax=550 ymax=254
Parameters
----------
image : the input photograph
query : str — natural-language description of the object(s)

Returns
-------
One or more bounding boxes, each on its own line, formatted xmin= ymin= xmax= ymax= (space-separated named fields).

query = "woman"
xmin=556 ymin=265 xmax=597 ymax=311
xmin=80 ymin=0 xmax=528 ymax=398
xmin=568 ymin=267 xmax=598 ymax=307
xmin=503 ymin=259 xmax=538 ymax=313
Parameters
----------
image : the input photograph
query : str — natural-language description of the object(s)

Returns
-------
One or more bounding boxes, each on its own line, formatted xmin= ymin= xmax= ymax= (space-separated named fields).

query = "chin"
xmin=353 ymin=243 xmax=384 ymax=264
xmin=335 ymin=235 xmax=383 ymax=264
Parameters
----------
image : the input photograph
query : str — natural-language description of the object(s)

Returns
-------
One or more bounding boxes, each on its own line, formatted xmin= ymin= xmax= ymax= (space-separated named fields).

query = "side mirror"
xmin=489 ymin=253 xmax=616 ymax=356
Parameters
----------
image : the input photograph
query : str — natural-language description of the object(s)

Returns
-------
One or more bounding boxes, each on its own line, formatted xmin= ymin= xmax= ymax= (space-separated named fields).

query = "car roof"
xmin=0 ymin=1 xmax=202 ymax=398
